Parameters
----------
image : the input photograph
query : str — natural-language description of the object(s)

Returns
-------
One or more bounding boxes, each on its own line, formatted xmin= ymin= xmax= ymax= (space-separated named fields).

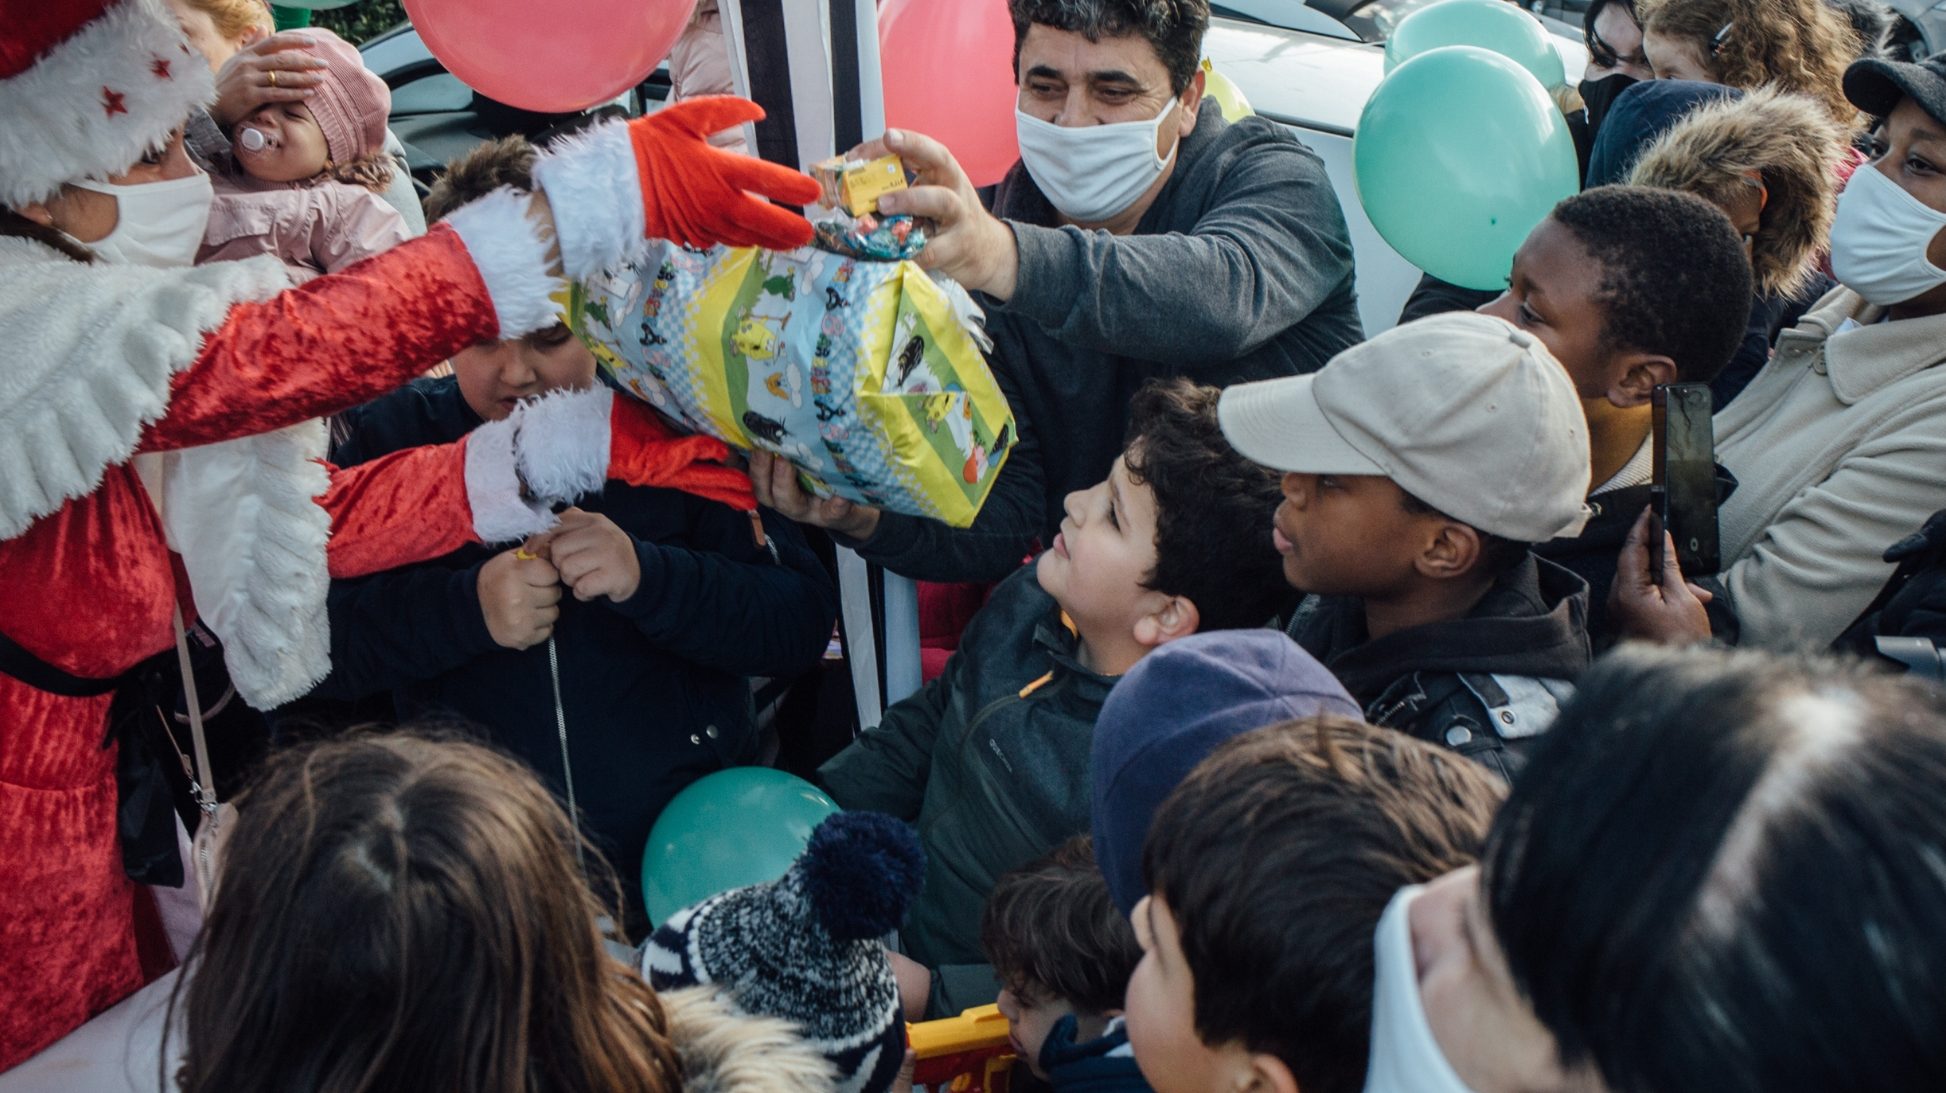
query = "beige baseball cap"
xmin=1218 ymin=312 xmax=1593 ymax=543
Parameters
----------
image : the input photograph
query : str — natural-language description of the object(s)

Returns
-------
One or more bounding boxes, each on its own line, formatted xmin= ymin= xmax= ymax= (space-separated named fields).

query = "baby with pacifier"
xmin=198 ymin=27 xmax=407 ymax=279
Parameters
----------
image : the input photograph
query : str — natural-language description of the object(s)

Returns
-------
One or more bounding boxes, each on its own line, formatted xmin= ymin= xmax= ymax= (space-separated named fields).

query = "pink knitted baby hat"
xmin=302 ymin=28 xmax=388 ymax=165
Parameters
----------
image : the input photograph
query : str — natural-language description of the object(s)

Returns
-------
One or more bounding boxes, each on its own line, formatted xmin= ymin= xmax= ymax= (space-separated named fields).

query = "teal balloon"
xmin=641 ymin=767 xmax=840 ymax=924
xmin=1383 ymin=0 xmax=1566 ymax=90
xmin=1354 ymin=45 xmax=1579 ymax=291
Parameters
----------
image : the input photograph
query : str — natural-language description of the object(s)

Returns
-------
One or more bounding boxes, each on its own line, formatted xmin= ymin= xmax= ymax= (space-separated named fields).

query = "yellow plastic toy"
xmin=909 ymin=1004 xmax=1015 ymax=1092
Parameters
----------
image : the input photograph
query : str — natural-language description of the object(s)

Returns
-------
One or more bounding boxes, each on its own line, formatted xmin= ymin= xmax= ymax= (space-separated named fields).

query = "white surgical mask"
xmin=69 ymin=170 xmax=213 ymax=268
xmin=1016 ymin=95 xmax=1180 ymax=224
xmin=1364 ymin=887 xmax=1481 ymax=1093
xmin=1829 ymin=163 xmax=1946 ymax=307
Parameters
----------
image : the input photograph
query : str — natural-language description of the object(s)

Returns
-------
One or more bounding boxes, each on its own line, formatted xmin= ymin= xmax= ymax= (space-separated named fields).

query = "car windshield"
xmin=1216 ymin=1 xmax=1587 ymax=44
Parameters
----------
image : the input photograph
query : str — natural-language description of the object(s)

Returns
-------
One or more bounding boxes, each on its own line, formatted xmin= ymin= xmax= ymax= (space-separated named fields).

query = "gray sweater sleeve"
xmin=995 ymin=133 xmax=1355 ymax=365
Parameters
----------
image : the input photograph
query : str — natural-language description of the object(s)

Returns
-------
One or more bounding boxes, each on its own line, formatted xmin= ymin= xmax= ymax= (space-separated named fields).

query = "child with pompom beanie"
xmin=642 ymin=811 xmax=926 ymax=1093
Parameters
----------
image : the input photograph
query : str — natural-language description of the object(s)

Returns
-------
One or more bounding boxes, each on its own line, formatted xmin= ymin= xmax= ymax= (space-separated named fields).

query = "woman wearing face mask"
xmin=1363 ymin=645 xmax=1946 ymax=1093
xmin=1687 ymin=52 xmax=1946 ymax=649
xmin=1627 ymin=86 xmax=1847 ymax=407
xmin=1580 ymin=0 xmax=1653 ymax=152
xmin=0 ymin=0 xmax=818 ymax=1067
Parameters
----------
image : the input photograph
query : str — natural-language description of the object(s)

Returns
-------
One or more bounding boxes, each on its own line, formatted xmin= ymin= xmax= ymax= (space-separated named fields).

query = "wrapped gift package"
xmin=571 ymin=241 xmax=1016 ymax=527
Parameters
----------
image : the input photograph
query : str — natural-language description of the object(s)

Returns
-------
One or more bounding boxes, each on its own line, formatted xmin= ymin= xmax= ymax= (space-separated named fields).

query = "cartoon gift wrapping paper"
xmin=571 ymin=241 xmax=1016 ymax=527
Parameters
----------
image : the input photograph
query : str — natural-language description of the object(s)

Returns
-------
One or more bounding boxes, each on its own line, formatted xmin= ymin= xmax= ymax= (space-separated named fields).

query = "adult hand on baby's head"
xmin=478 ymin=544 xmax=563 ymax=650
xmin=547 ymin=507 xmax=644 ymax=604
xmin=749 ymin=450 xmax=881 ymax=542
xmin=211 ymin=32 xmax=327 ymax=129
xmin=1609 ymin=506 xmax=1715 ymax=646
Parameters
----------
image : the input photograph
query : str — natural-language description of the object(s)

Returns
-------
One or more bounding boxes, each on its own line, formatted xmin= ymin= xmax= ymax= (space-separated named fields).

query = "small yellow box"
xmin=814 ymin=153 xmax=908 ymax=216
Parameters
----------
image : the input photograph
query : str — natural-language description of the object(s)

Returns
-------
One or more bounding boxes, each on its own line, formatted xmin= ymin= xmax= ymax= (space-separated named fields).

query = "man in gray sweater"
xmin=754 ymin=0 xmax=1363 ymax=581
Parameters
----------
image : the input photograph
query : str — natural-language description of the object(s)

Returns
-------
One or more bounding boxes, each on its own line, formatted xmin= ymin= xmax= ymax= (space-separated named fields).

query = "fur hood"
xmin=1628 ymin=86 xmax=1845 ymax=299
xmin=662 ymin=986 xmax=839 ymax=1093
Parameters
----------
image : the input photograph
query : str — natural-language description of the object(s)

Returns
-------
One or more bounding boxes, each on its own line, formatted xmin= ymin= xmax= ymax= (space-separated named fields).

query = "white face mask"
xmin=68 ymin=171 xmax=213 ymax=269
xmin=1364 ymin=886 xmax=1481 ymax=1093
xmin=1016 ymin=95 xmax=1181 ymax=224
xmin=1829 ymin=163 xmax=1946 ymax=307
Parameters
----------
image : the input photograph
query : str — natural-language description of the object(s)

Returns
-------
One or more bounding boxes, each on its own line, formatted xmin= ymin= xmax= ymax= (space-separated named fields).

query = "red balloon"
xmin=403 ymin=0 xmax=696 ymax=114
xmin=879 ymin=0 xmax=1021 ymax=187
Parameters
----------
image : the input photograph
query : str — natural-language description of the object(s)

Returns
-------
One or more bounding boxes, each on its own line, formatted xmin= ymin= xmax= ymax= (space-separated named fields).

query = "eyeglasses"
xmin=1586 ymin=24 xmax=1648 ymax=72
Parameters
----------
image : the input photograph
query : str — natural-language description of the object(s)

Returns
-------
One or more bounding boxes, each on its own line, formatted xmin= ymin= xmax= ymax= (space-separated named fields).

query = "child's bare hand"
xmin=548 ymin=508 xmax=644 ymax=603
xmin=477 ymin=547 xmax=562 ymax=650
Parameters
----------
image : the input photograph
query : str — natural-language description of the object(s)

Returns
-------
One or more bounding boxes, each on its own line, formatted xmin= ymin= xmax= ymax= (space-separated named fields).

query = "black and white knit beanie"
xmin=642 ymin=811 xmax=925 ymax=1093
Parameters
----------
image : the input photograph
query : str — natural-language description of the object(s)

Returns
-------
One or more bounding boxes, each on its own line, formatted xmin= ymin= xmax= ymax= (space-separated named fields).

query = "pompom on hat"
xmin=0 ymin=0 xmax=216 ymax=208
xmin=643 ymin=811 xmax=926 ymax=1093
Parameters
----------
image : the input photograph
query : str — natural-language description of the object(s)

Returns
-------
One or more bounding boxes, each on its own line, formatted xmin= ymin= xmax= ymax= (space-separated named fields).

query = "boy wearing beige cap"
xmin=1219 ymin=312 xmax=1596 ymax=781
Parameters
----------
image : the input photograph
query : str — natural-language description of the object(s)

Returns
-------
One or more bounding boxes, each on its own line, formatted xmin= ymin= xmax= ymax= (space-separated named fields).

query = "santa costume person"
xmin=0 ymin=0 xmax=822 ymax=1067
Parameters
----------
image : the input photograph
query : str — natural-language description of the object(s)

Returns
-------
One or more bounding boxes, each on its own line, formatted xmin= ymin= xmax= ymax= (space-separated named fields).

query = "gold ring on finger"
xmin=268 ymin=70 xmax=277 ymax=89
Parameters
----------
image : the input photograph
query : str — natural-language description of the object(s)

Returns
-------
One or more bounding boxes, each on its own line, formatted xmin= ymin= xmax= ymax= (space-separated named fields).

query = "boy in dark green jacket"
xmin=818 ymin=379 xmax=1297 ymax=1019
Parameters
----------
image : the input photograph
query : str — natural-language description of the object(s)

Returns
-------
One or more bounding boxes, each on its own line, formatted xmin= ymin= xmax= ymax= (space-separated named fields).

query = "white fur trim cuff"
xmin=465 ymin=417 xmax=557 ymax=543
xmin=511 ymin=386 xmax=613 ymax=505
xmin=444 ymin=187 xmax=564 ymax=339
xmin=532 ymin=120 xmax=646 ymax=280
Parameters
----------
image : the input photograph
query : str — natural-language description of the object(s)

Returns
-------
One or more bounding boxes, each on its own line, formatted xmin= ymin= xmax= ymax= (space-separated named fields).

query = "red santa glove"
xmin=629 ymin=97 xmax=821 ymax=251
xmin=533 ymin=98 xmax=822 ymax=281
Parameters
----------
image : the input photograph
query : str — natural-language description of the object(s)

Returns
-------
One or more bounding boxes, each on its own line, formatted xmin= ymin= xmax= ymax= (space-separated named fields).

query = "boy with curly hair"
xmin=820 ymin=378 xmax=1296 ymax=1019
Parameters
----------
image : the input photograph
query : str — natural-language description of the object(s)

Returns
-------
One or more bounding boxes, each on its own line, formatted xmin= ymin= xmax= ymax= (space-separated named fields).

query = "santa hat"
xmin=0 ymin=0 xmax=215 ymax=209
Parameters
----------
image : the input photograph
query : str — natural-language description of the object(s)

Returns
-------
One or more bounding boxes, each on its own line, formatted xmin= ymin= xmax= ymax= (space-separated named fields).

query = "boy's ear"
xmin=1240 ymin=1052 xmax=1302 ymax=1093
xmin=1132 ymin=593 xmax=1201 ymax=648
xmin=240 ymin=23 xmax=270 ymax=47
xmin=1416 ymin=520 xmax=1484 ymax=582
xmin=1608 ymin=351 xmax=1678 ymax=407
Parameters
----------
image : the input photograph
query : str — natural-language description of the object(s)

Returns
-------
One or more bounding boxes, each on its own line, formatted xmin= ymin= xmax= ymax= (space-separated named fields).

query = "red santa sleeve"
xmin=319 ymin=385 xmax=758 ymax=578
xmin=140 ymin=191 xmax=562 ymax=453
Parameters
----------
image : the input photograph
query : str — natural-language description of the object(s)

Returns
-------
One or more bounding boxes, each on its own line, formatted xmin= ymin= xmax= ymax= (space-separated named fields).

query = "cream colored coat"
xmin=1716 ymin=286 xmax=1946 ymax=648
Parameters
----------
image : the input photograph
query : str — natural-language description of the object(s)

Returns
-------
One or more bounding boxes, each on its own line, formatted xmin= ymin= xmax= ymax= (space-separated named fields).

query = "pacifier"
xmin=237 ymin=127 xmax=268 ymax=153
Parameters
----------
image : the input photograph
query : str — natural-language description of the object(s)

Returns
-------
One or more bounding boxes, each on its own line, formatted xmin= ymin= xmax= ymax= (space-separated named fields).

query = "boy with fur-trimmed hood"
xmin=1628 ymin=86 xmax=1848 ymax=406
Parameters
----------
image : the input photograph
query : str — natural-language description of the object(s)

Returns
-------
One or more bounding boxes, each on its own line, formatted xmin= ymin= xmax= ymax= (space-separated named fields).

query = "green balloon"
xmin=1355 ymin=45 xmax=1579 ymax=291
xmin=1384 ymin=0 xmax=1566 ymax=90
xmin=641 ymin=767 xmax=840 ymax=925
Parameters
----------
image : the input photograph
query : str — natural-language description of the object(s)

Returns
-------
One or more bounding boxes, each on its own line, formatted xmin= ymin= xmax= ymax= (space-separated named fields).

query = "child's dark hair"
xmin=327 ymin=148 xmax=396 ymax=193
xmin=981 ymin=836 xmax=1140 ymax=1015
xmin=1125 ymin=378 xmax=1296 ymax=631
xmin=167 ymin=730 xmax=682 ymax=1093
xmin=1550 ymin=186 xmax=1752 ymax=386
xmin=423 ymin=112 xmax=624 ymax=223
xmin=1143 ymin=717 xmax=1507 ymax=1093
xmin=424 ymin=135 xmax=540 ymax=222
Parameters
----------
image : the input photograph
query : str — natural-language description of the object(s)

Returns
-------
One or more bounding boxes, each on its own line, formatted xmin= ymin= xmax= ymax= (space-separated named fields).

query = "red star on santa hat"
xmin=151 ymin=57 xmax=172 ymax=79
xmin=101 ymin=86 xmax=127 ymax=116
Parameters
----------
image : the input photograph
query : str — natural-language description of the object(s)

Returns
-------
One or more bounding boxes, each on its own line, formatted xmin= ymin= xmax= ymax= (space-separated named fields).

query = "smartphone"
xmin=1651 ymin=383 xmax=1720 ymax=576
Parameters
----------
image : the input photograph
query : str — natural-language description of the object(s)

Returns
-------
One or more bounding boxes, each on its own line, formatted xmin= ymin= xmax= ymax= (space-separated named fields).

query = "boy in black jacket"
xmin=1219 ymin=312 xmax=1596 ymax=781
xmin=307 ymin=138 xmax=837 ymax=922
xmin=1476 ymin=187 xmax=1751 ymax=644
